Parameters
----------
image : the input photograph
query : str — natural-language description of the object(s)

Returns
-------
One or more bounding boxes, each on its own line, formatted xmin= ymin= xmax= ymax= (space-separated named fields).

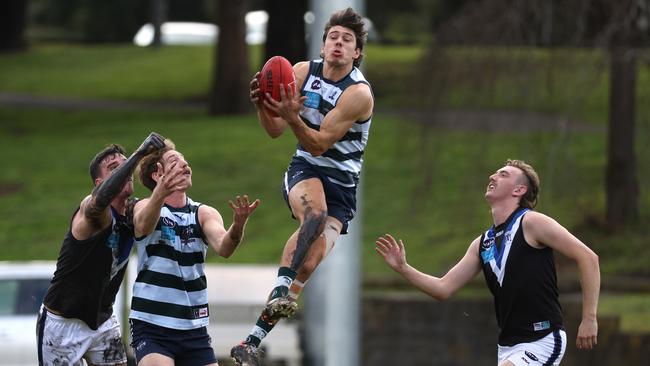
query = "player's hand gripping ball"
xmin=259 ymin=56 xmax=296 ymax=117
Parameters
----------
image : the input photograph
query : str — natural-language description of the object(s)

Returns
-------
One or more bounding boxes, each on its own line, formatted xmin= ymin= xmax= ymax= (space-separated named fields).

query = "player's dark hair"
xmin=137 ymin=139 xmax=176 ymax=191
xmin=323 ymin=7 xmax=367 ymax=67
xmin=506 ymin=159 xmax=540 ymax=209
xmin=89 ymin=144 xmax=126 ymax=182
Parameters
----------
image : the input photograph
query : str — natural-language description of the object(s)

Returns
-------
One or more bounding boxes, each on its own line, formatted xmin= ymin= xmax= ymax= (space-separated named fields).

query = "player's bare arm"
xmin=200 ymin=195 xmax=260 ymax=258
xmin=133 ymin=161 xmax=189 ymax=237
xmin=268 ymin=80 xmax=372 ymax=156
xmin=523 ymin=212 xmax=600 ymax=349
xmin=375 ymin=234 xmax=482 ymax=301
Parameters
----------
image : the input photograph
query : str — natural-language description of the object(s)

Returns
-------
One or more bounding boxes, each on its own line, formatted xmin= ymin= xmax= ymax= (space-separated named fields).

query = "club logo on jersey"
xmin=481 ymin=237 xmax=494 ymax=249
xmin=180 ymin=226 xmax=195 ymax=245
xmin=524 ymin=351 xmax=539 ymax=361
xmin=311 ymin=79 xmax=321 ymax=90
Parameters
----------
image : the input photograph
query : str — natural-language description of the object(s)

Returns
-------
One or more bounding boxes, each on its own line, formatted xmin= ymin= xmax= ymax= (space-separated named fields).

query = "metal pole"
xmin=304 ymin=1 xmax=364 ymax=365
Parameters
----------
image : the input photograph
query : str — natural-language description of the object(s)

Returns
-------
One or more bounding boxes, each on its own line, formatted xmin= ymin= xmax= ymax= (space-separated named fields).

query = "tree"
xmin=603 ymin=0 xmax=648 ymax=228
xmin=151 ymin=0 xmax=168 ymax=48
xmin=0 ymin=0 xmax=28 ymax=52
xmin=606 ymin=46 xmax=638 ymax=228
xmin=430 ymin=0 xmax=648 ymax=229
xmin=209 ymin=0 xmax=250 ymax=114
xmin=263 ymin=0 xmax=307 ymax=65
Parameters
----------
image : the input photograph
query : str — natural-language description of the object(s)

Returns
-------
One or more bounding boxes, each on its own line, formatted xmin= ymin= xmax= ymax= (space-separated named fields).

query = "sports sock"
xmin=244 ymin=267 xmax=297 ymax=347
xmin=244 ymin=309 xmax=276 ymax=347
xmin=269 ymin=267 xmax=297 ymax=300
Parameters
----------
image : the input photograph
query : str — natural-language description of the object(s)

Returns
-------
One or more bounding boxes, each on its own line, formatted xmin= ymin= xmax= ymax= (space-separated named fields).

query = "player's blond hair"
xmin=506 ymin=159 xmax=540 ymax=209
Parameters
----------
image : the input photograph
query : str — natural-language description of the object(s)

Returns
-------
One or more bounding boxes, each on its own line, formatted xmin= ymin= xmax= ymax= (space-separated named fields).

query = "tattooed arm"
xmin=72 ymin=133 xmax=165 ymax=240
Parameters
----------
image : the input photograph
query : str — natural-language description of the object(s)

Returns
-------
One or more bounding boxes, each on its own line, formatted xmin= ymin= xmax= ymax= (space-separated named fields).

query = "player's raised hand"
xmin=265 ymin=82 xmax=306 ymax=122
xmin=136 ymin=132 xmax=166 ymax=156
xmin=154 ymin=161 xmax=189 ymax=197
xmin=228 ymin=195 xmax=261 ymax=225
xmin=375 ymin=234 xmax=407 ymax=272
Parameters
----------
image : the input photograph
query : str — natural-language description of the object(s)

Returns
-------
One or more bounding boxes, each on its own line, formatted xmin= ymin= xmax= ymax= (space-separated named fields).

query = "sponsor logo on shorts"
xmin=135 ymin=340 xmax=147 ymax=351
xmin=525 ymin=350 xmax=539 ymax=361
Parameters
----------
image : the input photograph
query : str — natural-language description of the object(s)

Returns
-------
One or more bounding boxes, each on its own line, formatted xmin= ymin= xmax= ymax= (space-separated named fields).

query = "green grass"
xmin=599 ymin=293 xmax=650 ymax=333
xmin=0 ymin=44 xmax=264 ymax=101
xmin=1 ymin=107 xmax=648 ymax=278
xmin=1 ymin=43 xmax=647 ymax=128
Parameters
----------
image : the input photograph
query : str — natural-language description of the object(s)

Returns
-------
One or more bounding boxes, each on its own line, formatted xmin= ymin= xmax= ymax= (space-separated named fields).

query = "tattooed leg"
xmin=290 ymin=194 xmax=327 ymax=272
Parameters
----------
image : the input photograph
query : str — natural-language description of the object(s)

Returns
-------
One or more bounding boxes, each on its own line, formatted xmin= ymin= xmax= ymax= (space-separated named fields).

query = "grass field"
xmin=1 ymin=43 xmax=648 ymax=331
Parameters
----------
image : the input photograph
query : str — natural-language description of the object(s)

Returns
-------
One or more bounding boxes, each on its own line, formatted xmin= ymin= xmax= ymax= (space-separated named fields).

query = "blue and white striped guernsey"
xmin=129 ymin=197 xmax=210 ymax=330
xmin=296 ymin=60 xmax=373 ymax=187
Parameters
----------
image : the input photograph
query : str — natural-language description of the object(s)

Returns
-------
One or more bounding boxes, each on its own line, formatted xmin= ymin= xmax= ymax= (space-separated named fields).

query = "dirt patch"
xmin=0 ymin=183 xmax=23 ymax=197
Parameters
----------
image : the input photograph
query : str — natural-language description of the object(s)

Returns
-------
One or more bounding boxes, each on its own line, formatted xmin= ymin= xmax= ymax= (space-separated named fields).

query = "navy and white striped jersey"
xmin=295 ymin=60 xmax=373 ymax=187
xmin=129 ymin=197 xmax=210 ymax=330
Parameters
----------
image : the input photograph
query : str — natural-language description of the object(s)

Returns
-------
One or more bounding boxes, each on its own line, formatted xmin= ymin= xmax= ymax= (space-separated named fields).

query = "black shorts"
xmin=282 ymin=156 xmax=358 ymax=234
xmin=130 ymin=319 xmax=217 ymax=366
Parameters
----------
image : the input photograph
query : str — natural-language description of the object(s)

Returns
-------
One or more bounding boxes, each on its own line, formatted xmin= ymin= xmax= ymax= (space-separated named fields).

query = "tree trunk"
xmin=263 ymin=0 xmax=307 ymax=65
xmin=0 ymin=0 xmax=28 ymax=52
xmin=606 ymin=46 xmax=639 ymax=227
xmin=209 ymin=0 xmax=250 ymax=115
xmin=151 ymin=0 xmax=168 ymax=48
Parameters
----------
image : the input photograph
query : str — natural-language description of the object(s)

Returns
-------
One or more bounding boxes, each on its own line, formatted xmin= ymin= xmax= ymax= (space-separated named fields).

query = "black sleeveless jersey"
xmin=43 ymin=206 xmax=134 ymax=330
xmin=478 ymin=208 xmax=564 ymax=346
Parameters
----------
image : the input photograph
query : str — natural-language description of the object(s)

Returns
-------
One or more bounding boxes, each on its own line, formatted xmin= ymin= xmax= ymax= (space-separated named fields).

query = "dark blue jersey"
xmin=479 ymin=208 xmax=564 ymax=346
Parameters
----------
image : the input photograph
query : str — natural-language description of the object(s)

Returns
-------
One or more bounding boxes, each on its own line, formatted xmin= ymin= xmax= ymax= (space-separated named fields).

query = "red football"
xmin=259 ymin=56 xmax=296 ymax=116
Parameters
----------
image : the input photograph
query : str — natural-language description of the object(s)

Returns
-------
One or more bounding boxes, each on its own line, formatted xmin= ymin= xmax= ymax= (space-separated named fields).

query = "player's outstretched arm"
xmin=523 ymin=212 xmax=600 ymax=350
xmin=84 ymin=133 xmax=165 ymax=221
xmin=375 ymin=234 xmax=482 ymax=301
xmin=268 ymin=81 xmax=372 ymax=156
xmin=200 ymin=195 xmax=260 ymax=258
xmin=75 ymin=132 xmax=166 ymax=238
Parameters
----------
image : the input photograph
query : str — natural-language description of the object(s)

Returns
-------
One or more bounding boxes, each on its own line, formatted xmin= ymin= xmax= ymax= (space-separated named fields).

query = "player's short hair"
xmin=322 ymin=7 xmax=367 ymax=67
xmin=137 ymin=139 xmax=176 ymax=192
xmin=89 ymin=144 xmax=126 ymax=182
xmin=506 ymin=159 xmax=540 ymax=209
